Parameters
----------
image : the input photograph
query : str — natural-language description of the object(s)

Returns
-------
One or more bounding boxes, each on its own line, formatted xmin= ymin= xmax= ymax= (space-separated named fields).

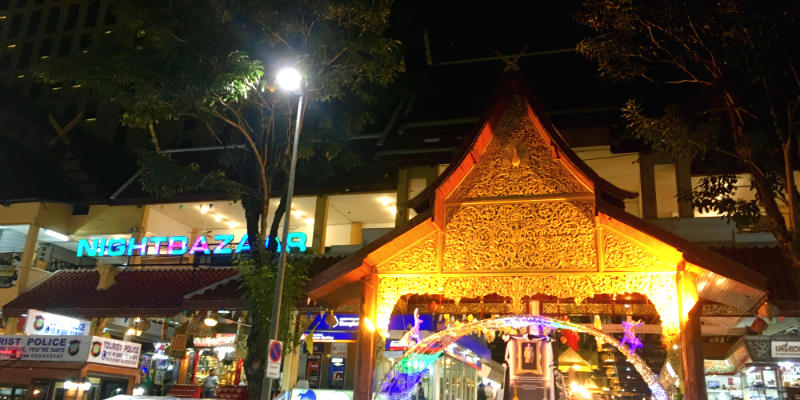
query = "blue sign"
xmin=306 ymin=314 xmax=434 ymax=332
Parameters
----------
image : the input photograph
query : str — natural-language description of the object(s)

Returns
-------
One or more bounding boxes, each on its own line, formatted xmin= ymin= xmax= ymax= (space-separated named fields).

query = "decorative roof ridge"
xmin=404 ymin=72 xmax=637 ymax=214
xmin=183 ymin=273 xmax=243 ymax=300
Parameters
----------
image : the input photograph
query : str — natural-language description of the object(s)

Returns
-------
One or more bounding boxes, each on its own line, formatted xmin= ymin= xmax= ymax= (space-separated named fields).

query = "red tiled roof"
xmin=2 ymin=267 xmax=239 ymax=318
xmin=182 ymin=274 xmax=246 ymax=311
xmin=711 ymin=246 xmax=800 ymax=306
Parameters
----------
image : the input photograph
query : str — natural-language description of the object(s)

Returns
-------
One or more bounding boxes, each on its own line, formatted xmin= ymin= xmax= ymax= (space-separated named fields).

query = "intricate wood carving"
xmin=449 ymin=97 xmax=587 ymax=200
xmin=376 ymin=232 xmax=437 ymax=274
xmin=603 ymin=230 xmax=676 ymax=271
xmin=444 ymin=200 xmax=597 ymax=271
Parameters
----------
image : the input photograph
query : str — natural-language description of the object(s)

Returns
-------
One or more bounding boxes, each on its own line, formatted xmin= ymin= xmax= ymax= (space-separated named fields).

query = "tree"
xmin=576 ymin=0 xmax=800 ymax=268
xmin=33 ymin=0 xmax=403 ymax=397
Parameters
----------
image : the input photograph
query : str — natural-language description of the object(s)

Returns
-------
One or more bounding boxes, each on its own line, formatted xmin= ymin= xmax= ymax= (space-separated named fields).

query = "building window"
xmin=57 ymin=35 xmax=71 ymax=56
xmin=39 ymin=38 xmax=52 ymax=57
xmin=84 ymin=0 xmax=98 ymax=27
xmin=78 ymin=33 xmax=90 ymax=51
xmin=44 ymin=6 xmax=60 ymax=34
xmin=104 ymin=4 xmax=115 ymax=25
xmin=0 ymin=54 xmax=11 ymax=71
xmin=17 ymin=42 xmax=32 ymax=68
xmin=27 ymin=9 xmax=42 ymax=36
xmin=7 ymin=13 xmax=22 ymax=39
xmin=64 ymin=3 xmax=79 ymax=30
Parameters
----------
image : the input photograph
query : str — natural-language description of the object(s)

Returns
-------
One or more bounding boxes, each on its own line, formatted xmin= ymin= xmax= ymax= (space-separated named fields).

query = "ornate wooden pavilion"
xmin=307 ymin=74 xmax=767 ymax=400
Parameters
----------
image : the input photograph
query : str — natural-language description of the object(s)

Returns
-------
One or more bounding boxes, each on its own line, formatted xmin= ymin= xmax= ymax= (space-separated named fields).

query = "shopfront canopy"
xmin=2 ymin=267 xmax=239 ymax=318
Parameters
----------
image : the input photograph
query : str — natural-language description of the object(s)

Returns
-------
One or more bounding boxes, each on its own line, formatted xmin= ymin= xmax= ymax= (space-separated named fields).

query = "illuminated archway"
xmin=378 ymin=315 xmax=668 ymax=400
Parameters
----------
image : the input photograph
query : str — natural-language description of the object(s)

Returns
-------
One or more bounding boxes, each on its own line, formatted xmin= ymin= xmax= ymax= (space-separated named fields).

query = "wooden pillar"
xmin=638 ymin=154 xmax=657 ymax=219
xmin=16 ymin=223 xmax=40 ymax=295
xmin=395 ymin=168 xmax=409 ymax=227
xmin=354 ymin=273 xmax=378 ymax=400
xmin=675 ymin=158 xmax=693 ymax=217
xmin=311 ymin=196 xmax=329 ymax=254
xmin=680 ymin=302 xmax=706 ymax=400
xmin=350 ymin=222 xmax=363 ymax=246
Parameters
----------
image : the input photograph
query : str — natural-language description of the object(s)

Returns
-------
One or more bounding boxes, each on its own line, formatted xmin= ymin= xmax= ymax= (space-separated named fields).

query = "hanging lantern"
xmin=325 ymin=310 xmax=337 ymax=327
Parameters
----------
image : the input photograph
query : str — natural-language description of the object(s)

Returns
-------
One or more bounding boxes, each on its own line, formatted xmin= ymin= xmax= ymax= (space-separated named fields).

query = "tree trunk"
xmin=245 ymin=309 xmax=268 ymax=400
xmin=725 ymin=97 xmax=800 ymax=268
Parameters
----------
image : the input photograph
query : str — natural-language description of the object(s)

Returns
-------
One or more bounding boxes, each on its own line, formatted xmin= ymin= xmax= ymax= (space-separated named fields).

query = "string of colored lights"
xmin=378 ymin=315 xmax=668 ymax=400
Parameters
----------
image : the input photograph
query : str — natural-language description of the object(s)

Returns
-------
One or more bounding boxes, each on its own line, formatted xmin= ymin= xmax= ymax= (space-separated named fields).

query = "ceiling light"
xmin=204 ymin=316 xmax=218 ymax=327
xmin=200 ymin=205 xmax=209 ymax=214
xmin=387 ymin=206 xmax=397 ymax=216
xmin=214 ymin=214 xmax=223 ymax=222
xmin=43 ymin=229 xmax=69 ymax=241
xmin=378 ymin=196 xmax=393 ymax=207
xmin=228 ymin=221 xmax=239 ymax=229
xmin=291 ymin=209 xmax=304 ymax=218
xmin=305 ymin=218 xmax=315 ymax=226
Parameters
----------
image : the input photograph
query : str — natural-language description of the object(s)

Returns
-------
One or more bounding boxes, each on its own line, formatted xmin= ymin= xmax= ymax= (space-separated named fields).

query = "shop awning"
xmin=2 ymin=267 xmax=239 ymax=318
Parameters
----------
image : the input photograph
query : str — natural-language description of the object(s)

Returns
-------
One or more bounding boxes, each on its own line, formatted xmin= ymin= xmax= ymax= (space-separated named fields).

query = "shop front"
xmin=0 ymin=334 xmax=141 ymax=400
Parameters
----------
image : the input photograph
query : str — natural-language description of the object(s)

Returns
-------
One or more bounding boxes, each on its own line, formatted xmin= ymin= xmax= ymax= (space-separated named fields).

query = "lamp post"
xmin=263 ymin=67 xmax=304 ymax=400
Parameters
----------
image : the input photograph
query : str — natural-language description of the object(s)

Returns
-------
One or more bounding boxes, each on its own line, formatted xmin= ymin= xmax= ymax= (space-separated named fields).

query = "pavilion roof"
xmin=306 ymin=74 xmax=767 ymax=312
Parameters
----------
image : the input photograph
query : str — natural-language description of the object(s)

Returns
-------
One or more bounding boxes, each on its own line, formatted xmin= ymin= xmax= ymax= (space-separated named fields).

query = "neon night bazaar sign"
xmin=76 ymin=233 xmax=308 ymax=258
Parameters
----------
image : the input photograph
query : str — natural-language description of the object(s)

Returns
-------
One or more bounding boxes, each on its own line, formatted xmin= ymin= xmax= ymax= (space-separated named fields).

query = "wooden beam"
xmin=680 ymin=302 xmax=708 ymax=400
xmin=354 ymin=273 xmax=378 ymax=400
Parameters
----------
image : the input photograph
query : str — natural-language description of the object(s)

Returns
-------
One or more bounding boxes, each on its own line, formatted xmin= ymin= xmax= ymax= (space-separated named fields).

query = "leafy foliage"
xmin=577 ymin=0 xmax=800 ymax=266
xmin=32 ymin=0 xmax=404 ymax=396
xmin=136 ymin=150 xmax=241 ymax=200
xmin=237 ymin=254 xmax=310 ymax=356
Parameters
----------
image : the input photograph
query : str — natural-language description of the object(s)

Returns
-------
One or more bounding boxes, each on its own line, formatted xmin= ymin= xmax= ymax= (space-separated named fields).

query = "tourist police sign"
xmin=266 ymin=339 xmax=282 ymax=379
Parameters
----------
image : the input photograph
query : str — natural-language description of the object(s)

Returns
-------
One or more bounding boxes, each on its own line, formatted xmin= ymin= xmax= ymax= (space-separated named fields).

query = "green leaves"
xmin=622 ymin=100 xmax=720 ymax=161
xmin=136 ymin=149 xmax=241 ymax=200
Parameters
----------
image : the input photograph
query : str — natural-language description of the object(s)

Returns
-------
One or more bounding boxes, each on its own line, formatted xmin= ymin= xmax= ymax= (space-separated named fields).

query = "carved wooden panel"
xmin=449 ymin=96 xmax=586 ymax=200
xmin=443 ymin=200 xmax=597 ymax=271
xmin=376 ymin=232 xmax=437 ymax=274
xmin=602 ymin=231 xmax=676 ymax=271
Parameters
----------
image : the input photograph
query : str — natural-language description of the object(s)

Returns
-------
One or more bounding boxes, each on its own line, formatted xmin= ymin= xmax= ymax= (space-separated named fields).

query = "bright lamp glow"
xmin=80 ymin=382 xmax=91 ymax=391
xmin=44 ymin=229 xmax=69 ymax=241
xmin=132 ymin=387 xmax=145 ymax=396
xmin=64 ymin=380 xmax=76 ymax=390
xmin=204 ymin=316 xmax=218 ymax=327
xmin=276 ymin=67 xmax=302 ymax=91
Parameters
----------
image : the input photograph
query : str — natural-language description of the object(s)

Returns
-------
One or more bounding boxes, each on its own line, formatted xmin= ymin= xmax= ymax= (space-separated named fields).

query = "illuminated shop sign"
xmin=23 ymin=309 xmax=91 ymax=336
xmin=76 ymin=232 xmax=308 ymax=257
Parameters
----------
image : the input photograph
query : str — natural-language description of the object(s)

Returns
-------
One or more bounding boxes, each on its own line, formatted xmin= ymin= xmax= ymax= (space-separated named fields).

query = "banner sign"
xmin=193 ymin=334 xmax=236 ymax=348
xmin=0 ymin=335 xmax=89 ymax=361
xmin=304 ymin=331 xmax=357 ymax=343
xmin=76 ymin=232 xmax=308 ymax=258
xmin=24 ymin=309 xmax=91 ymax=336
xmin=306 ymin=314 xmax=434 ymax=332
xmin=772 ymin=341 xmax=800 ymax=358
xmin=86 ymin=336 xmax=142 ymax=368
xmin=0 ymin=335 xmax=140 ymax=367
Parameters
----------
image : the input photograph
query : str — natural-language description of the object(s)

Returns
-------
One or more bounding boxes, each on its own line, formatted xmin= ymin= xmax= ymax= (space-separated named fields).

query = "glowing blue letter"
xmin=127 ymin=237 xmax=149 ymax=256
xmin=106 ymin=238 xmax=127 ymax=256
xmin=149 ymin=236 xmax=167 ymax=255
xmin=76 ymin=238 xmax=102 ymax=257
xmin=286 ymin=232 xmax=308 ymax=253
xmin=168 ymin=236 xmax=189 ymax=255
xmin=188 ymin=236 xmax=210 ymax=255
xmin=234 ymin=234 xmax=250 ymax=253
xmin=213 ymin=235 xmax=234 ymax=254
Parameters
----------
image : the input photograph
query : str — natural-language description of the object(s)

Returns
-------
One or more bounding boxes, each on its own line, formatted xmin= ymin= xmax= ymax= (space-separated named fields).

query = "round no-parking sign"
xmin=268 ymin=339 xmax=283 ymax=364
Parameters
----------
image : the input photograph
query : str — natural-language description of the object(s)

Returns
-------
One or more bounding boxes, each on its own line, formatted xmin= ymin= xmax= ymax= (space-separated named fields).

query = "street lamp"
xmin=263 ymin=66 xmax=305 ymax=400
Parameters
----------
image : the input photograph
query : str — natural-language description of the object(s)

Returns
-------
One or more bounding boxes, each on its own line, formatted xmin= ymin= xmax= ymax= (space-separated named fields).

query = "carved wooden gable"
xmin=443 ymin=96 xmax=598 ymax=272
